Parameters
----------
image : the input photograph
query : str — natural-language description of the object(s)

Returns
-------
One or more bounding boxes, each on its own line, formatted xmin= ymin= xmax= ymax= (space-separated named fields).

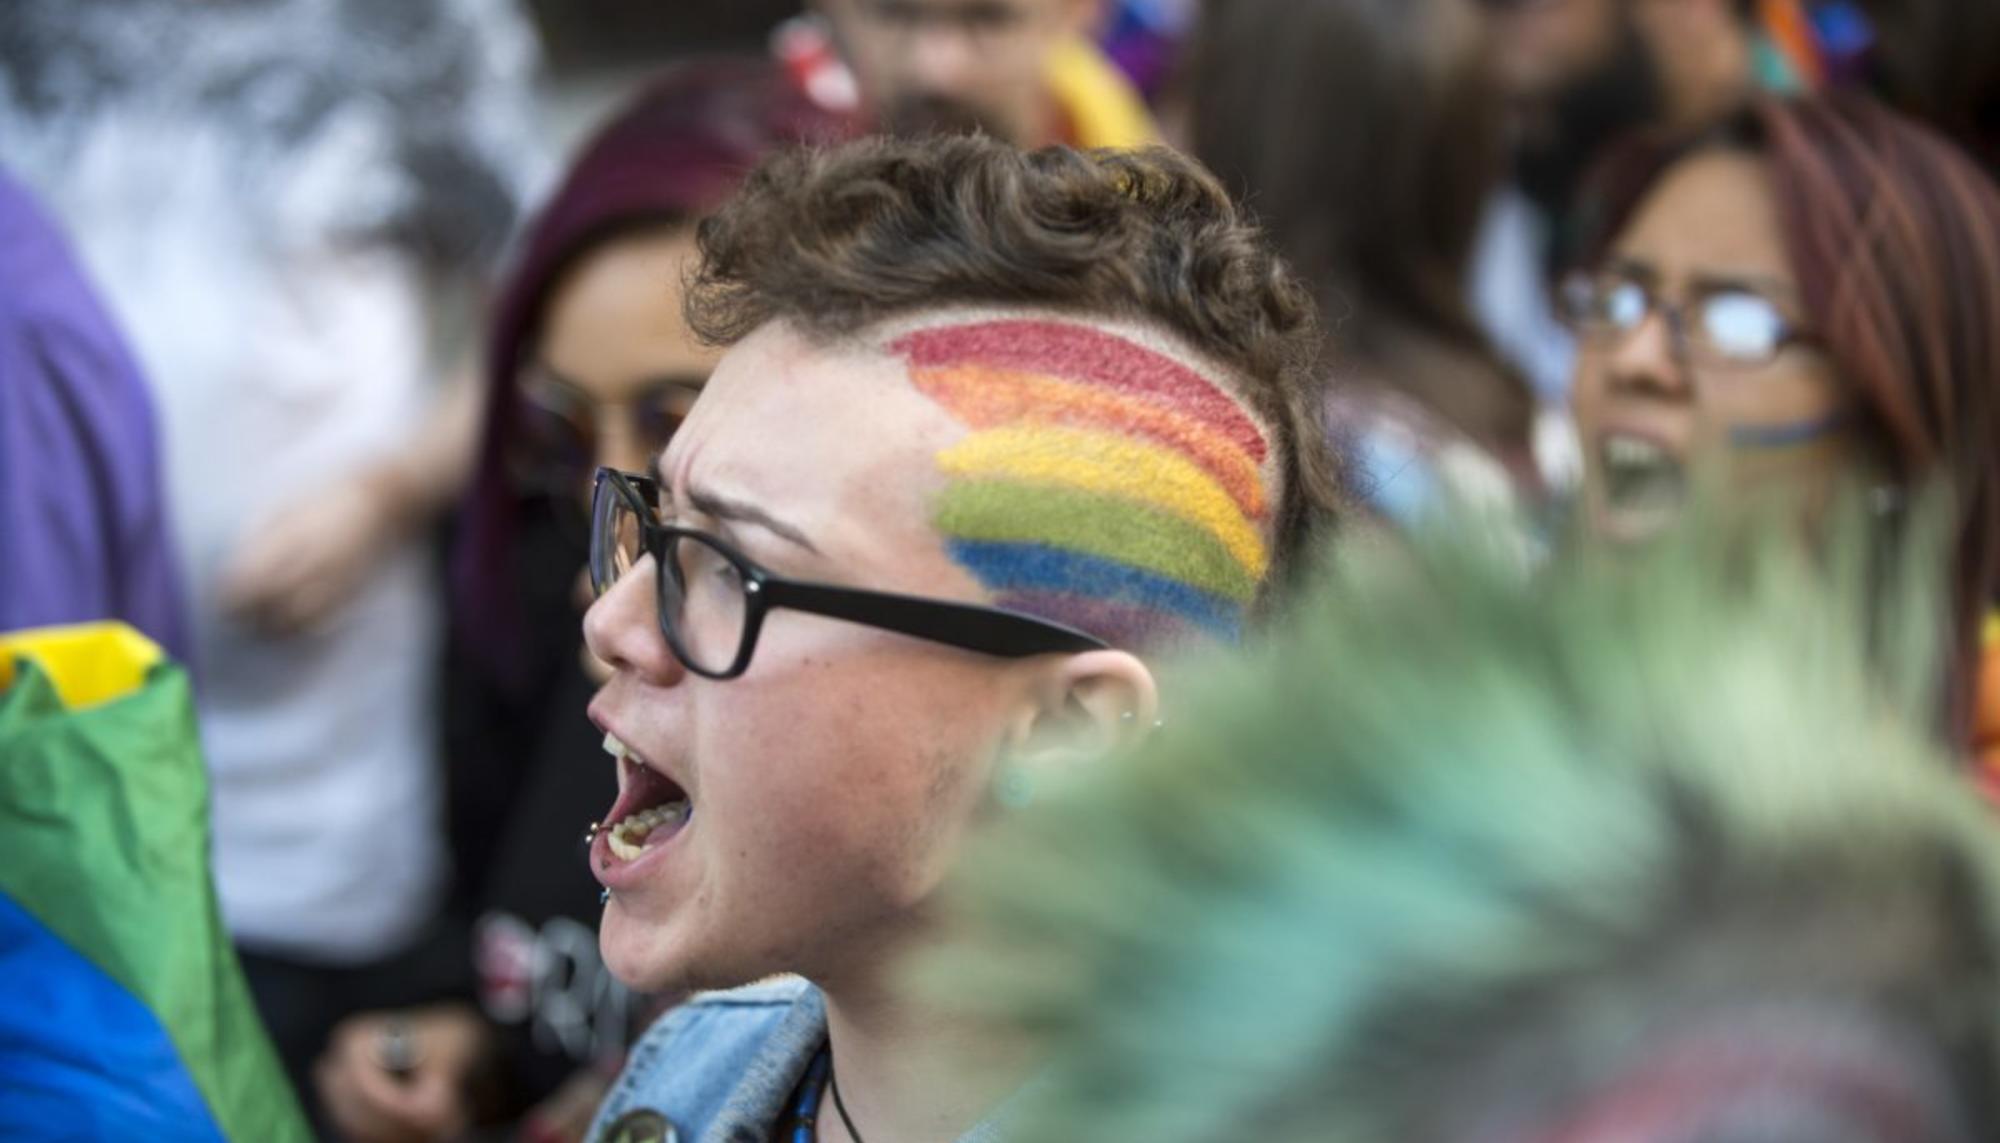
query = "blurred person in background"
xmin=0 ymin=168 xmax=189 ymax=662
xmin=944 ymin=509 xmax=2000 ymax=1143
xmin=1851 ymin=0 xmax=2000 ymax=173
xmin=1473 ymin=0 xmax=1786 ymax=407
xmin=1187 ymin=0 xmax=1540 ymax=526
xmin=773 ymin=0 xmax=1157 ymax=146
xmin=1563 ymin=94 xmax=2000 ymax=786
xmin=310 ymin=60 xmax=854 ymax=1143
xmin=0 ymin=0 xmax=544 ymax=1123
xmin=578 ymin=135 xmax=1340 ymax=1141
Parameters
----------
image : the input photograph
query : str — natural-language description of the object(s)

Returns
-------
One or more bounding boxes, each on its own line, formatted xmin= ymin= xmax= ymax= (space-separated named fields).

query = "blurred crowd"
xmin=4 ymin=0 xmax=2000 ymax=1140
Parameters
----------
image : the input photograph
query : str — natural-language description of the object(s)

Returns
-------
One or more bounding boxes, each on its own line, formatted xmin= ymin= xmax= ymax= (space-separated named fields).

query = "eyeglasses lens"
xmin=1697 ymin=292 xmax=1784 ymax=364
xmin=661 ymin=533 xmax=749 ymax=675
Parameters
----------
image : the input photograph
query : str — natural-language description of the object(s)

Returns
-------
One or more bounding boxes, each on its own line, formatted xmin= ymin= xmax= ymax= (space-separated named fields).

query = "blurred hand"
xmin=314 ymin=1004 xmax=487 ymax=1143
xmin=219 ymin=465 xmax=410 ymax=637
xmin=519 ymin=1066 xmax=617 ymax=1143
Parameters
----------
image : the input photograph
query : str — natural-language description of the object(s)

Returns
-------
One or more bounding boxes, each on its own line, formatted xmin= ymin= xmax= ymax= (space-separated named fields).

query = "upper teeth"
xmin=1603 ymin=435 xmax=1670 ymax=469
xmin=603 ymin=733 xmax=630 ymax=763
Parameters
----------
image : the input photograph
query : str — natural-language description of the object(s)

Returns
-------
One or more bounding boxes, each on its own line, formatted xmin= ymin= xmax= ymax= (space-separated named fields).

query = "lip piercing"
xmin=584 ymin=821 xmax=603 ymax=844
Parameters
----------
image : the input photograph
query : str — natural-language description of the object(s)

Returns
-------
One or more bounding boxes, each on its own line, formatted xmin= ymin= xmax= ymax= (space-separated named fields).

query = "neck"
xmin=815 ymin=957 xmax=1031 ymax=1143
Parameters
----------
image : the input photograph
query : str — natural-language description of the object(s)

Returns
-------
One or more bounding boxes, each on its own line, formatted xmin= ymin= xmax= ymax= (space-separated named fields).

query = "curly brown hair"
xmin=685 ymin=134 xmax=1343 ymax=603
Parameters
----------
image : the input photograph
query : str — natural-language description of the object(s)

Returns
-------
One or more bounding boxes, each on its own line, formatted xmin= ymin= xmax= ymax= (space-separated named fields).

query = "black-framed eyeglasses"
xmin=1560 ymin=267 xmax=1820 ymax=370
xmin=589 ymin=468 xmax=1110 ymax=679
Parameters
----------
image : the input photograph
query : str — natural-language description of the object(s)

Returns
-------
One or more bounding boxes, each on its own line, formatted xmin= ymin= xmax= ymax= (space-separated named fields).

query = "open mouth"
xmin=598 ymin=733 xmax=692 ymax=865
xmin=1598 ymin=432 xmax=1687 ymax=531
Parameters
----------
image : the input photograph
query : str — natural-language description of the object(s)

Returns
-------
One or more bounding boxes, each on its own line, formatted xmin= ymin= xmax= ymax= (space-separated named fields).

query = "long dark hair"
xmin=1576 ymin=94 xmax=2000 ymax=750
xmin=452 ymin=57 xmax=854 ymax=677
xmin=1185 ymin=0 xmax=1535 ymax=467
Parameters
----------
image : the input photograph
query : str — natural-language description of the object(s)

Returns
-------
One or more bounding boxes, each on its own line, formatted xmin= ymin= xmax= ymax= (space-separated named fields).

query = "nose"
xmin=581 ymin=554 xmax=686 ymax=687
xmin=1602 ymin=307 xmax=1693 ymax=401
xmin=594 ymin=406 xmax=650 ymax=479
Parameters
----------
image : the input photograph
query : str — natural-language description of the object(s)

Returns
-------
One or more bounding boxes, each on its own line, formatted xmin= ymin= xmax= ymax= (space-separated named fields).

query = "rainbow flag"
xmin=0 ymin=624 xmax=307 ymax=1140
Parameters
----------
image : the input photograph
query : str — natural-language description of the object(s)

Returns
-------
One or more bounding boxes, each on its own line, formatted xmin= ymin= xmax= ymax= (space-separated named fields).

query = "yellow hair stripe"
xmin=911 ymin=363 xmax=1268 ymax=518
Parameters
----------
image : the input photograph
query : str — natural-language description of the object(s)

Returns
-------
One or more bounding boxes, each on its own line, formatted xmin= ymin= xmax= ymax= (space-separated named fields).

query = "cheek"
xmin=1569 ymin=350 xmax=1609 ymax=430
xmin=1701 ymin=357 xmax=1846 ymax=429
xmin=1697 ymin=360 xmax=1859 ymax=489
xmin=693 ymin=646 xmax=1004 ymax=894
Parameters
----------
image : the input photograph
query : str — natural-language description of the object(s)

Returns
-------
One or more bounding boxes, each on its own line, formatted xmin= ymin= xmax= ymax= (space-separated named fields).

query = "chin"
xmin=599 ymin=903 xmax=697 ymax=994
xmin=600 ymin=904 xmax=772 ymax=998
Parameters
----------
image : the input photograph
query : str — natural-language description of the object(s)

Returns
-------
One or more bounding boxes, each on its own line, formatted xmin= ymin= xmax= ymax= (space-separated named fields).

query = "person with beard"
xmin=772 ymin=0 xmax=1156 ymax=147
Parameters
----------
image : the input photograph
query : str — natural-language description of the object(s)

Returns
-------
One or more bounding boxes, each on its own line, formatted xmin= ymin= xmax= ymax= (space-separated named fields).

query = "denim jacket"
xmin=586 ymin=977 xmax=1010 ymax=1143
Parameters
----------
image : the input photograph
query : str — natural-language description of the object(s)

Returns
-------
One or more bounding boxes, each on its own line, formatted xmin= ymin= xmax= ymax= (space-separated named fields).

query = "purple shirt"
xmin=0 ymin=170 xmax=191 ymax=664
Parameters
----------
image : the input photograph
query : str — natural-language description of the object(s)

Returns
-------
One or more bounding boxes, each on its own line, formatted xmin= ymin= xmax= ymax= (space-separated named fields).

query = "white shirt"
xmin=0 ymin=0 xmax=544 ymax=962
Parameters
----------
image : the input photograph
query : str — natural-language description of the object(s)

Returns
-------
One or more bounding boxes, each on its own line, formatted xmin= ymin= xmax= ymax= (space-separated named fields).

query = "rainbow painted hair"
xmin=893 ymin=316 xmax=1276 ymax=652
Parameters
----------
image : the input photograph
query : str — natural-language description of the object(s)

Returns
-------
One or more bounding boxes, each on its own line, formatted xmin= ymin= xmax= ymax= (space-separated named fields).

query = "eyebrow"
xmin=1685 ymin=270 xmax=1804 ymax=307
xmin=534 ymin=360 xmax=709 ymax=398
xmin=1605 ymin=256 xmax=1801 ymax=306
xmin=684 ymin=483 xmax=822 ymax=554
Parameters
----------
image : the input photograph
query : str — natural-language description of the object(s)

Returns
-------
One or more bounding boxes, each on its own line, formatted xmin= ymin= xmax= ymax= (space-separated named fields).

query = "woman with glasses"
xmin=1563 ymin=93 xmax=2000 ymax=782
xmin=311 ymin=60 xmax=853 ymax=1143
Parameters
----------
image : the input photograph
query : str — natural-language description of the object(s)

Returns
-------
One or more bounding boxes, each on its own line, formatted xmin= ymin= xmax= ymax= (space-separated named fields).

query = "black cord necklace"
xmin=828 ymin=1064 xmax=868 ymax=1143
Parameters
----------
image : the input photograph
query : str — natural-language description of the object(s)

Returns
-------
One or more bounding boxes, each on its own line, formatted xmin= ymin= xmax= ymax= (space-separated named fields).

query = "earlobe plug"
xmin=994 ymin=764 xmax=1036 ymax=810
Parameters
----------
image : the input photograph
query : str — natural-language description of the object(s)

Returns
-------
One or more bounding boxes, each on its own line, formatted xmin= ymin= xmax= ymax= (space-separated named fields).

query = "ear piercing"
xmin=600 ymin=888 xmax=611 ymax=906
xmin=994 ymin=764 xmax=1036 ymax=810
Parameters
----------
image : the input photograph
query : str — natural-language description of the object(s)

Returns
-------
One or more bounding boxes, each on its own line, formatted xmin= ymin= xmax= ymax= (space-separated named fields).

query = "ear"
xmin=1003 ymin=649 xmax=1159 ymax=784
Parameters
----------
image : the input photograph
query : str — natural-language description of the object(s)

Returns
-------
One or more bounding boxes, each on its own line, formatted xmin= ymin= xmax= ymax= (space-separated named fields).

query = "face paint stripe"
xmin=890 ymin=320 xmax=1270 ymax=463
xmin=1728 ymin=412 xmax=1851 ymax=449
xmin=936 ymin=480 xmax=1260 ymax=603
xmin=909 ymin=362 xmax=1268 ymax=518
xmin=937 ymin=424 xmax=1269 ymax=578
xmin=948 ymin=540 xmax=1243 ymax=641
xmin=991 ymin=590 xmax=1207 ymax=652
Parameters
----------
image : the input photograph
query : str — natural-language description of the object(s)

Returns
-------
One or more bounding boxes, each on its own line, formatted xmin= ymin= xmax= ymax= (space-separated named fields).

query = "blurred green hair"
xmin=936 ymin=498 xmax=2000 ymax=1140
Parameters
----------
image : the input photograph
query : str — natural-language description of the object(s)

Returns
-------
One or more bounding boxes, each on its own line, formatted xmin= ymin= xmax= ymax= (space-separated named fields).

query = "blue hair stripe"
xmin=947 ymin=540 xmax=1243 ymax=641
